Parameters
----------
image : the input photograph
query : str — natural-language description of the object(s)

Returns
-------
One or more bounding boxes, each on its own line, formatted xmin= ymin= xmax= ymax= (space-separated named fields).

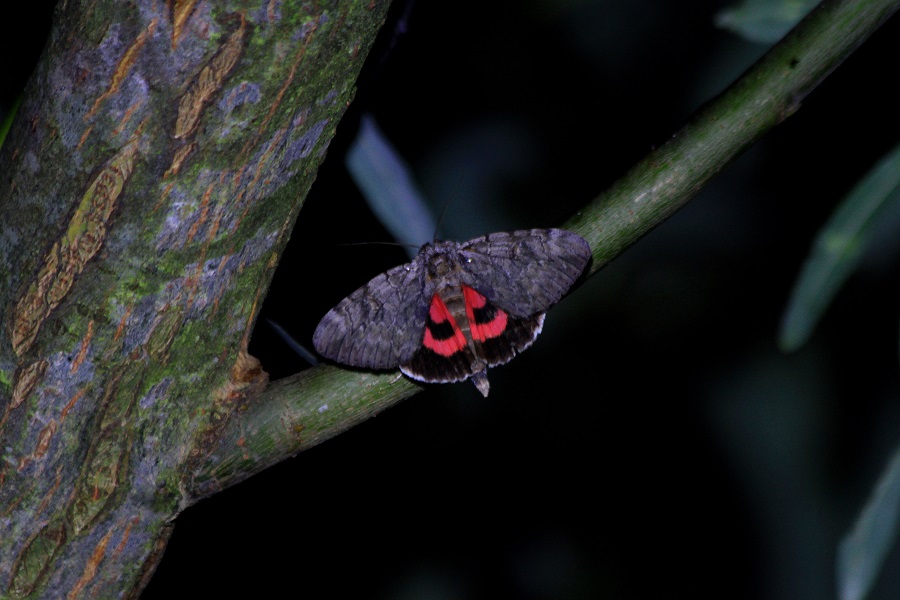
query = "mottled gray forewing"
xmin=313 ymin=261 xmax=426 ymax=369
xmin=459 ymin=229 xmax=591 ymax=316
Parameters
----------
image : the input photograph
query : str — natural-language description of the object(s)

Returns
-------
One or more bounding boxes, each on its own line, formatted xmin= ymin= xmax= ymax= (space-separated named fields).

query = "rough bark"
xmin=0 ymin=1 xmax=390 ymax=597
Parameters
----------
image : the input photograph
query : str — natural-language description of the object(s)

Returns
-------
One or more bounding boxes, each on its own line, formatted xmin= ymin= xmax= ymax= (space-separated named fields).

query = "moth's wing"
xmin=459 ymin=228 xmax=591 ymax=316
xmin=463 ymin=285 xmax=547 ymax=368
xmin=313 ymin=261 xmax=426 ymax=369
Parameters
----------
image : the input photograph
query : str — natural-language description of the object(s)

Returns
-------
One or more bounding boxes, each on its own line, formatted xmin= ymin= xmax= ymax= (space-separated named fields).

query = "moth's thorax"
xmin=420 ymin=240 xmax=465 ymax=287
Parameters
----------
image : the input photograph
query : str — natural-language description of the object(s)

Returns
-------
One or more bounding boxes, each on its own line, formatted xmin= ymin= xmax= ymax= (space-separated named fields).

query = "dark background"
xmin=7 ymin=1 xmax=900 ymax=598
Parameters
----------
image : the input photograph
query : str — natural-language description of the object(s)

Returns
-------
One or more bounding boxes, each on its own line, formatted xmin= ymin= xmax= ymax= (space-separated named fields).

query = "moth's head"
xmin=420 ymin=240 xmax=462 ymax=280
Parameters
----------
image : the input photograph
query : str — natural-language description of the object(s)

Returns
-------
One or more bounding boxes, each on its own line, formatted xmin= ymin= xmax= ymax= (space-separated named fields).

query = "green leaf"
xmin=779 ymin=141 xmax=900 ymax=352
xmin=0 ymin=94 xmax=22 ymax=150
xmin=837 ymin=443 xmax=900 ymax=600
xmin=716 ymin=0 xmax=819 ymax=43
xmin=345 ymin=115 xmax=435 ymax=256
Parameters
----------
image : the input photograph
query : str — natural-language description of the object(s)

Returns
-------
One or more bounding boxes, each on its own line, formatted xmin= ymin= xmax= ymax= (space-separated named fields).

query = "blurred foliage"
xmin=346 ymin=114 xmax=436 ymax=254
xmin=839 ymin=444 xmax=900 ymax=600
xmin=717 ymin=0 xmax=819 ymax=43
xmin=780 ymin=142 xmax=900 ymax=352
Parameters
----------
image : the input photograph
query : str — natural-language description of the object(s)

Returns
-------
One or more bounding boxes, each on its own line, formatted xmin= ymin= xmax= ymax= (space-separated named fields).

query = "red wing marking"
xmin=463 ymin=285 xmax=509 ymax=342
xmin=423 ymin=293 xmax=467 ymax=357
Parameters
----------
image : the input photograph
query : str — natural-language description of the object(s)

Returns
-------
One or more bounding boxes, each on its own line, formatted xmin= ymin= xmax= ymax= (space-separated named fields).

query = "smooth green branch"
xmin=191 ymin=366 xmax=421 ymax=498
xmin=566 ymin=0 xmax=900 ymax=272
xmin=190 ymin=0 xmax=900 ymax=500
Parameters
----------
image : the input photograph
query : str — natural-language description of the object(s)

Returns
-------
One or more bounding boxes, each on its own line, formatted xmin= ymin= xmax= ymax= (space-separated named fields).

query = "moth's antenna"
xmin=431 ymin=174 xmax=465 ymax=241
xmin=266 ymin=319 xmax=318 ymax=366
xmin=334 ymin=241 xmax=419 ymax=251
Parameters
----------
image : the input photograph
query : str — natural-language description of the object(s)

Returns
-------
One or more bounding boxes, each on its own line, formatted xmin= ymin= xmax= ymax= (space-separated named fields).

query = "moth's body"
xmin=422 ymin=286 xmax=491 ymax=395
xmin=313 ymin=229 xmax=590 ymax=396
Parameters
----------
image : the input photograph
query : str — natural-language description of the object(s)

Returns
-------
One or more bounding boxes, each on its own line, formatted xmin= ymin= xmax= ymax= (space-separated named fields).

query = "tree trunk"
xmin=0 ymin=1 xmax=390 ymax=597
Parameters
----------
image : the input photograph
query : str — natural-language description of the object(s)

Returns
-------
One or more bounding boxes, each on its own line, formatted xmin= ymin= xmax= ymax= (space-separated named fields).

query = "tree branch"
xmin=192 ymin=367 xmax=421 ymax=497
xmin=568 ymin=0 xmax=900 ymax=272
xmin=191 ymin=0 xmax=900 ymax=496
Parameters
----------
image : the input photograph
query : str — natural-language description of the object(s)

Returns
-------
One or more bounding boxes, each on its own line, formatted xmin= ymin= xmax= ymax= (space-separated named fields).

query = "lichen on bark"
xmin=0 ymin=1 xmax=391 ymax=597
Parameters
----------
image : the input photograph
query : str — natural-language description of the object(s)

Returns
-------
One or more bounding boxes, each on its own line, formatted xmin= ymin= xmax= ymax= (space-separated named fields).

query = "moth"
xmin=313 ymin=228 xmax=591 ymax=396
